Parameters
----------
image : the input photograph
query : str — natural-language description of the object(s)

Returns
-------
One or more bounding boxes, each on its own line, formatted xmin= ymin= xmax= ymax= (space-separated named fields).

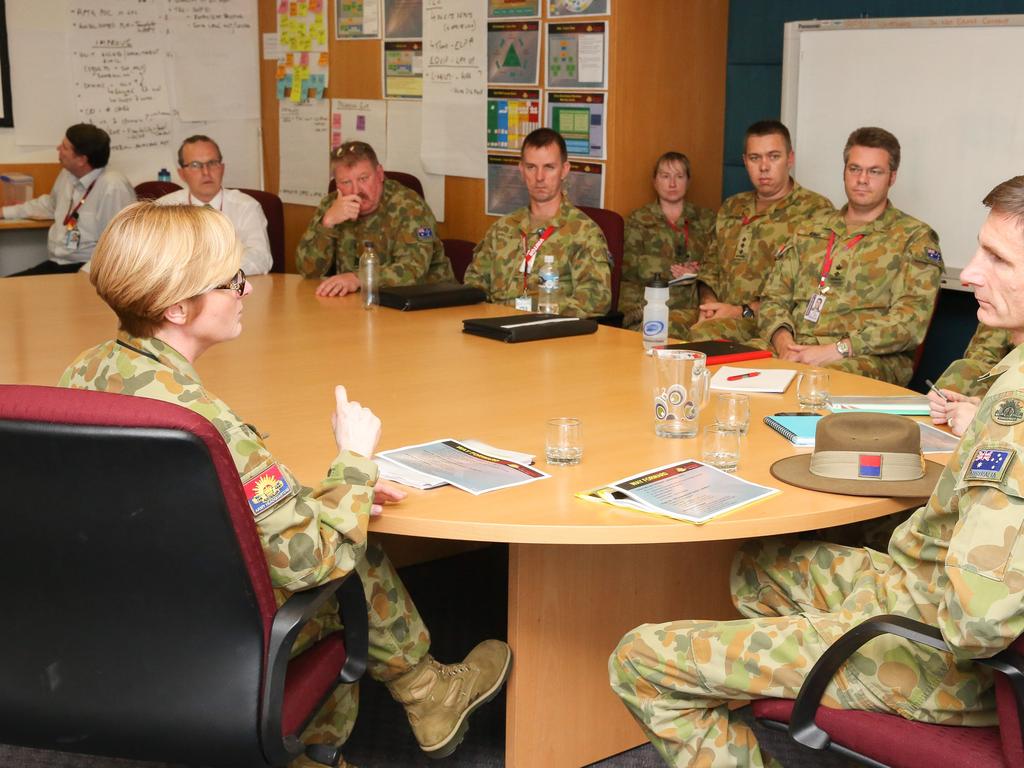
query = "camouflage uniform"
xmin=936 ymin=323 xmax=1015 ymax=398
xmin=678 ymin=181 xmax=833 ymax=342
xmin=610 ymin=343 xmax=1024 ymax=767
xmin=59 ymin=333 xmax=431 ymax=765
xmin=620 ymin=200 xmax=715 ymax=331
xmin=463 ymin=196 xmax=612 ymax=318
xmin=295 ymin=178 xmax=454 ymax=285
xmin=758 ymin=204 xmax=943 ymax=386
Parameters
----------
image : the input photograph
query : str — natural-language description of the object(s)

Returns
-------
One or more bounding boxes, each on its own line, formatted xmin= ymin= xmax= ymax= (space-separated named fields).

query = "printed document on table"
xmin=579 ymin=460 xmax=779 ymax=524
xmin=710 ymin=366 xmax=797 ymax=394
xmin=377 ymin=439 xmax=549 ymax=495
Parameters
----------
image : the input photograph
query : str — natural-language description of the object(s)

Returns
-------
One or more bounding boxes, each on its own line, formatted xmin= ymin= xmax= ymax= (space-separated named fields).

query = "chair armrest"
xmin=787 ymin=615 xmax=951 ymax=750
xmin=260 ymin=573 xmax=364 ymax=765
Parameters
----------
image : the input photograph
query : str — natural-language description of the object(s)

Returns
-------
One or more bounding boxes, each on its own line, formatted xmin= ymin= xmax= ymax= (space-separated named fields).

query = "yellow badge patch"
xmin=992 ymin=397 xmax=1024 ymax=426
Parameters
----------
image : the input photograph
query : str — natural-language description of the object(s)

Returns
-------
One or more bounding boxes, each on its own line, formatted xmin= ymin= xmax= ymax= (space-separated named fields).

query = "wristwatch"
xmin=835 ymin=339 xmax=851 ymax=358
xmin=741 ymin=304 xmax=755 ymax=319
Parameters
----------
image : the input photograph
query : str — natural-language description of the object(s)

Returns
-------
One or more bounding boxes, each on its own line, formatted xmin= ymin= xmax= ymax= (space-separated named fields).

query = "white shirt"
xmin=2 ymin=167 xmax=136 ymax=264
xmin=156 ymin=188 xmax=273 ymax=275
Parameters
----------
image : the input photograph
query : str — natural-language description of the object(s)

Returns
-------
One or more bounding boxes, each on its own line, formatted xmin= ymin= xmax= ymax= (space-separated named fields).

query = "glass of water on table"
xmin=546 ymin=417 xmax=583 ymax=465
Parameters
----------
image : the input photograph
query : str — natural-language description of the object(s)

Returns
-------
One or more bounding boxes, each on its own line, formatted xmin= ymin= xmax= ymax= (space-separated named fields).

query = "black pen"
xmin=924 ymin=379 xmax=948 ymax=402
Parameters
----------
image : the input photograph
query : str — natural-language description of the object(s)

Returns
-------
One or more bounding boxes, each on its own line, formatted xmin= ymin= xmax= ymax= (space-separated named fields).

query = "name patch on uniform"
xmin=992 ymin=397 xmax=1024 ymax=426
xmin=965 ymin=447 xmax=1014 ymax=483
xmin=416 ymin=226 xmax=433 ymax=240
xmin=244 ymin=464 xmax=292 ymax=516
xmin=925 ymin=248 xmax=942 ymax=264
xmin=858 ymin=454 xmax=882 ymax=478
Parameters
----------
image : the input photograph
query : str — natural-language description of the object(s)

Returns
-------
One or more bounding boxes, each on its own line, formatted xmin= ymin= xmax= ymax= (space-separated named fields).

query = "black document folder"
xmin=462 ymin=313 xmax=599 ymax=343
xmin=378 ymin=282 xmax=487 ymax=311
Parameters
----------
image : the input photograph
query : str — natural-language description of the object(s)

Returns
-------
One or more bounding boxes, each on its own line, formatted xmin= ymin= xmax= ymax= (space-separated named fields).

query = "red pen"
xmin=726 ymin=372 xmax=761 ymax=382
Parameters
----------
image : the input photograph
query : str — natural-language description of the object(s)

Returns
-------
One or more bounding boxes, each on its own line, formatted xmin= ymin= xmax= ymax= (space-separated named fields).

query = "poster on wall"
xmin=487 ymin=21 xmax=540 ymax=85
xmin=488 ymin=0 xmax=539 ymax=20
xmin=565 ymin=159 xmax=604 ymax=208
xmin=276 ymin=52 xmax=330 ymax=102
xmin=547 ymin=0 xmax=609 ymax=16
xmin=277 ymin=0 xmax=329 ymax=101
xmin=384 ymin=0 xmax=422 ymax=39
xmin=545 ymin=21 xmax=608 ymax=90
xmin=383 ymin=40 xmax=423 ymax=98
xmin=279 ymin=100 xmax=330 ymax=206
xmin=336 ymin=0 xmax=381 ymax=39
xmin=330 ymin=99 xmax=387 ymax=157
xmin=545 ymin=91 xmax=605 ymax=159
xmin=487 ymin=88 xmax=541 ymax=152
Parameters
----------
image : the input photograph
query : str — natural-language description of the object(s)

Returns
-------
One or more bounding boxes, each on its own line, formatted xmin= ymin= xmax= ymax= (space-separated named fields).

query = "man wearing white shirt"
xmin=156 ymin=135 xmax=273 ymax=275
xmin=2 ymin=123 xmax=136 ymax=276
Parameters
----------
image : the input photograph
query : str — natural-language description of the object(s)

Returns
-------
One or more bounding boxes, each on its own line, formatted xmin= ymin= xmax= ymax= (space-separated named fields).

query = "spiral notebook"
xmin=762 ymin=415 xmax=819 ymax=446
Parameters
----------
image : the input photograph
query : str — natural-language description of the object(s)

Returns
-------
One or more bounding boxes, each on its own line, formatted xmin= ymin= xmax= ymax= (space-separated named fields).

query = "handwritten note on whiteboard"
xmin=421 ymin=0 xmax=486 ymax=178
xmin=279 ymin=101 xmax=330 ymax=206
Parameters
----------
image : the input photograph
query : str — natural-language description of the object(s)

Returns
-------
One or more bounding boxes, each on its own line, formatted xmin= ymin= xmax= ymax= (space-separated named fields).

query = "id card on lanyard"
xmin=63 ymin=177 xmax=99 ymax=250
xmin=803 ymin=232 xmax=864 ymax=323
xmin=515 ymin=225 xmax=556 ymax=311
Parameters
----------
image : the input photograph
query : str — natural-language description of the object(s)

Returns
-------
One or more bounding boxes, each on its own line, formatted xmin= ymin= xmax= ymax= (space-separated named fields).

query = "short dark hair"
xmin=653 ymin=151 xmax=691 ymax=180
xmin=844 ymin=127 xmax=901 ymax=172
xmin=66 ymin=123 xmax=111 ymax=169
xmin=745 ymin=120 xmax=792 ymax=154
xmin=521 ymin=128 xmax=567 ymax=164
xmin=330 ymin=141 xmax=380 ymax=168
xmin=177 ymin=135 xmax=222 ymax=167
xmin=983 ymin=176 xmax=1024 ymax=232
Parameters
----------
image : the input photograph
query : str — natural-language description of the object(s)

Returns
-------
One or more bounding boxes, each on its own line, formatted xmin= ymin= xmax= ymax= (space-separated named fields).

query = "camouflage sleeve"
xmin=618 ymin=212 xmax=647 ymax=322
xmin=936 ymin=326 xmax=1014 ymax=397
xmin=295 ymin=193 xmax=340 ymax=278
xmin=697 ymin=222 xmax=722 ymax=299
xmin=756 ymin=241 xmax=798 ymax=341
xmin=378 ymin=198 xmax=442 ymax=286
xmin=564 ymin=223 xmax=612 ymax=317
xmin=940 ymin=389 xmax=1024 ymax=659
xmin=691 ymin=206 xmax=717 ymax=263
xmin=848 ymin=229 xmax=942 ymax=357
xmin=227 ymin=421 xmax=380 ymax=593
xmin=462 ymin=230 xmax=494 ymax=295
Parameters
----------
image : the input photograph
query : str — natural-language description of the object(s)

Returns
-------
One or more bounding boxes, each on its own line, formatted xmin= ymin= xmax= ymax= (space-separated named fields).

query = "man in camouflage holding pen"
xmin=463 ymin=128 xmax=612 ymax=318
xmin=677 ymin=120 xmax=833 ymax=342
xmin=296 ymin=140 xmax=453 ymax=296
xmin=758 ymin=127 xmax=942 ymax=386
xmin=610 ymin=175 xmax=1024 ymax=767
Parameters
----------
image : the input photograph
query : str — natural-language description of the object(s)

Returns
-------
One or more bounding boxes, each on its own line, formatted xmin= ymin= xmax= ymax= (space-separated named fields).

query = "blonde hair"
xmin=90 ymin=202 xmax=242 ymax=337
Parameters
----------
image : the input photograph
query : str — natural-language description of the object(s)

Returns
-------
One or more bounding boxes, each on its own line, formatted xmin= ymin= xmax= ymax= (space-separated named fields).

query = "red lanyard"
xmin=818 ymin=232 xmax=865 ymax=291
xmin=741 ymin=213 xmax=762 ymax=226
xmin=520 ymin=225 xmax=555 ymax=292
xmin=667 ymin=217 xmax=690 ymax=249
xmin=63 ymin=177 xmax=99 ymax=228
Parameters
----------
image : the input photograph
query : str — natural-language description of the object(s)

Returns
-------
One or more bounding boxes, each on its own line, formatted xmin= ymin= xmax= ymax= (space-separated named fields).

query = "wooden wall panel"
xmin=258 ymin=0 xmax=729 ymax=270
xmin=1 ymin=163 xmax=62 ymax=198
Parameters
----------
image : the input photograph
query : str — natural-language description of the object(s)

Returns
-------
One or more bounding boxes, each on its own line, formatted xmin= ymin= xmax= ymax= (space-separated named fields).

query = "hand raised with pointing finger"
xmin=330 ymin=384 xmax=381 ymax=459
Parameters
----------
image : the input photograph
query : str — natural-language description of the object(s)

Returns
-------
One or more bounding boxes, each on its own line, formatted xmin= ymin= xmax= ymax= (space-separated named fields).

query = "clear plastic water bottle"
xmin=536 ymin=255 xmax=561 ymax=315
xmin=642 ymin=273 xmax=670 ymax=353
xmin=157 ymin=168 xmax=171 ymax=183
xmin=358 ymin=241 xmax=379 ymax=310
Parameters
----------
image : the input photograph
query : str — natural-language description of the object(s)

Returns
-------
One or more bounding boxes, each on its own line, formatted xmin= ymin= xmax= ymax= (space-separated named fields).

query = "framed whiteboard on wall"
xmin=781 ymin=15 xmax=1024 ymax=291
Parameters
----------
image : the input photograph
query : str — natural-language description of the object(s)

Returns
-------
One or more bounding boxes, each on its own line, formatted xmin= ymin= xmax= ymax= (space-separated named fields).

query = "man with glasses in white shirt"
xmin=2 ymin=123 xmax=136 ymax=276
xmin=156 ymin=135 xmax=273 ymax=275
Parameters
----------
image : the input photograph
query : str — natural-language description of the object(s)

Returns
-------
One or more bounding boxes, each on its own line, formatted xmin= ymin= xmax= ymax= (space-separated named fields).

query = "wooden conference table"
xmin=1 ymin=274 xmax=943 ymax=767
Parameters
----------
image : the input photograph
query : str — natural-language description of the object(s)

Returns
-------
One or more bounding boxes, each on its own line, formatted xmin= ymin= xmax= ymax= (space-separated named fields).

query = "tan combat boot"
xmin=388 ymin=639 xmax=512 ymax=759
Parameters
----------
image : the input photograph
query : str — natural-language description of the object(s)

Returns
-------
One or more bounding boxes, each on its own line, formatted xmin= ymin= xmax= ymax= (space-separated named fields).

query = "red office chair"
xmin=133 ymin=180 xmax=182 ymax=200
xmin=753 ymin=614 xmax=1024 ymax=767
xmin=237 ymin=188 xmax=286 ymax=274
xmin=0 ymin=384 xmax=367 ymax=768
xmin=578 ymin=205 xmax=625 ymax=326
xmin=443 ymin=238 xmax=476 ymax=283
xmin=328 ymin=170 xmax=425 ymax=200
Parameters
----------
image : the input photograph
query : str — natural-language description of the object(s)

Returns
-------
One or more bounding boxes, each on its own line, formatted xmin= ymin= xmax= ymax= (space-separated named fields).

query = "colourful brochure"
xmin=377 ymin=439 xmax=549 ymax=495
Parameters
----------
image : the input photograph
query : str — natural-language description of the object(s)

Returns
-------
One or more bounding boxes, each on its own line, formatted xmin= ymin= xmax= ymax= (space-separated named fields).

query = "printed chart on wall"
xmin=277 ymin=0 xmax=329 ymax=102
xmin=547 ymin=0 xmax=609 ymax=16
xmin=384 ymin=0 xmax=422 ymax=38
xmin=330 ymin=99 xmax=387 ymax=157
xmin=488 ymin=0 xmax=539 ymax=18
xmin=487 ymin=21 xmax=540 ymax=85
xmin=383 ymin=40 xmax=423 ymax=98
xmin=487 ymin=88 xmax=540 ymax=151
xmin=486 ymin=154 xmax=603 ymax=216
xmin=546 ymin=21 xmax=607 ymax=89
xmin=335 ymin=0 xmax=381 ymax=39
xmin=546 ymin=91 xmax=604 ymax=159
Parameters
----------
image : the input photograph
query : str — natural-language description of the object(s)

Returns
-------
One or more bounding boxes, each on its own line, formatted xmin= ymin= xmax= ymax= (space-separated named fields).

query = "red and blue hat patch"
xmin=858 ymin=454 xmax=882 ymax=478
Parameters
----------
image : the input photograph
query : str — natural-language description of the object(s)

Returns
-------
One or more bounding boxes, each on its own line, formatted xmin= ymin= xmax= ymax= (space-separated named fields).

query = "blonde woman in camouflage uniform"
xmin=61 ymin=203 xmax=510 ymax=768
xmin=610 ymin=175 xmax=1024 ymax=767
xmin=619 ymin=151 xmax=715 ymax=331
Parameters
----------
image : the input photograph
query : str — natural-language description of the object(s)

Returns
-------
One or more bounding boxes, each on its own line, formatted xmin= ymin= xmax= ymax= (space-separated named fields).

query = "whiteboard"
xmin=781 ymin=16 xmax=1024 ymax=291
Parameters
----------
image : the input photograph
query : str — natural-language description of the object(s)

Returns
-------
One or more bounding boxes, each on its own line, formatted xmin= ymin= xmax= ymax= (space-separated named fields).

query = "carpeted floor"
xmin=0 ymin=545 xmax=853 ymax=768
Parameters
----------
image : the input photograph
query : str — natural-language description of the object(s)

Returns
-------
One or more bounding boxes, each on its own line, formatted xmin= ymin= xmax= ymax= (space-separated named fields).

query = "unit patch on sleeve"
xmin=416 ymin=226 xmax=433 ymax=240
xmin=965 ymin=447 xmax=1015 ymax=483
xmin=925 ymin=248 xmax=943 ymax=264
xmin=992 ymin=396 xmax=1024 ymax=426
xmin=244 ymin=464 xmax=292 ymax=515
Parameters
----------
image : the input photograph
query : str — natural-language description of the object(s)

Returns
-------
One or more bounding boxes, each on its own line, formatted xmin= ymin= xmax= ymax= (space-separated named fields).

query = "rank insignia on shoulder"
xmin=977 ymin=365 xmax=1009 ymax=383
xmin=965 ymin=446 xmax=1015 ymax=483
xmin=925 ymin=248 xmax=942 ymax=263
xmin=992 ymin=397 xmax=1024 ymax=426
xmin=244 ymin=464 xmax=292 ymax=515
xmin=416 ymin=226 xmax=433 ymax=240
